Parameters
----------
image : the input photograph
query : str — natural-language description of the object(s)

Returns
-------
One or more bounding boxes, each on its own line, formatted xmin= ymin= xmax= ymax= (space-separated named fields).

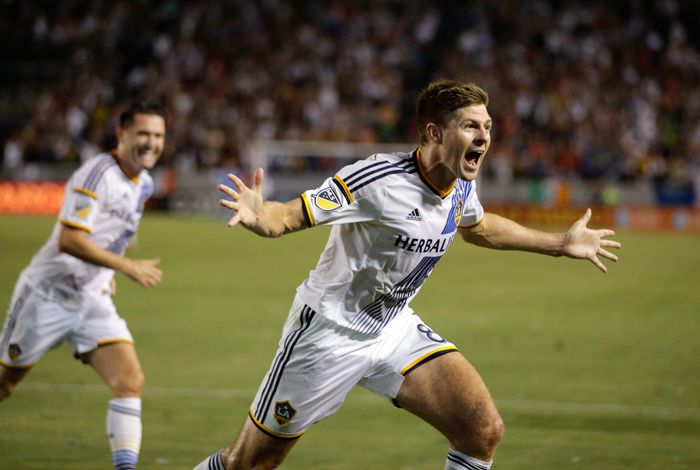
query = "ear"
xmin=116 ymin=127 xmax=124 ymax=142
xmin=426 ymin=123 xmax=442 ymax=144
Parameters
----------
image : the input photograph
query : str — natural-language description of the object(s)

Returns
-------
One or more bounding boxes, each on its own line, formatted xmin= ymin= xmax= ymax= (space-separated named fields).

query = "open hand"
xmin=218 ymin=168 xmax=265 ymax=229
xmin=562 ymin=209 xmax=621 ymax=273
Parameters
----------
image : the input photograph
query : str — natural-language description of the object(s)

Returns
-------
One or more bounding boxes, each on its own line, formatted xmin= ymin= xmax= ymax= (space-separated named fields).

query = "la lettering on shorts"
xmin=249 ymin=296 xmax=457 ymax=439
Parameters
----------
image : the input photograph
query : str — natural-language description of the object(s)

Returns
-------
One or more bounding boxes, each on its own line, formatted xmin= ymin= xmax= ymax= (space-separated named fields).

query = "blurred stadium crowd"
xmin=1 ymin=0 xmax=699 ymax=205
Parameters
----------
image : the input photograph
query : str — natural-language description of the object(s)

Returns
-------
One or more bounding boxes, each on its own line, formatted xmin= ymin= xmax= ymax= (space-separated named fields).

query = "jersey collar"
xmin=414 ymin=147 xmax=455 ymax=199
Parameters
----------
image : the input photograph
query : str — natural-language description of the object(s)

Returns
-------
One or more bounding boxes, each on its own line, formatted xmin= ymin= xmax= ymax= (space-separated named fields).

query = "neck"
xmin=417 ymin=146 xmax=456 ymax=195
xmin=113 ymin=148 xmax=140 ymax=181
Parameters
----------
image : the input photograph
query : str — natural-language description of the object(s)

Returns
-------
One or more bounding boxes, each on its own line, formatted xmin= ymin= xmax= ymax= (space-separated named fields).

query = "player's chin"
xmin=460 ymin=167 xmax=479 ymax=181
xmin=139 ymin=154 xmax=160 ymax=169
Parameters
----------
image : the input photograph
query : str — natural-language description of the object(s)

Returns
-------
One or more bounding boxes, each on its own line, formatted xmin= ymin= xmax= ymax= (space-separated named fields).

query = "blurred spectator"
xmin=1 ymin=0 xmax=699 ymax=204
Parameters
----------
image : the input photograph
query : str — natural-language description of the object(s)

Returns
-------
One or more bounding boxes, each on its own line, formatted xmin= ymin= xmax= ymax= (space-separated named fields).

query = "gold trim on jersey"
xmin=300 ymin=193 xmax=316 ymax=226
xmin=248 ymin=409 xmax=306 ymax=440
xmin=332 ymin=175 xmax=354 ymax=203
xmin=60 ymin=220 xmax=92 ymax=233
xmin=400 ymin=345 xmax=459 ymax=376
xmin=415 ymin=147 xmax=455 ymax=199
xmin=73 ymin=187 xmax=98 ymax=199
xmin=459 ymin=215 xmax=484 ymax=228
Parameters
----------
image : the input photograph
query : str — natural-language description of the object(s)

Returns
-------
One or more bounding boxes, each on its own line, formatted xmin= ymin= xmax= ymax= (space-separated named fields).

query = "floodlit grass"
xmin=1 ymin=213 xmax=699 ymax=469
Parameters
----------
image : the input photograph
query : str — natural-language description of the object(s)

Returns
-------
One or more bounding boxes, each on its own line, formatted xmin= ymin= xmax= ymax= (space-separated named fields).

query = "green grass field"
xmin=1 ymin=213 xmax=699 ymax=469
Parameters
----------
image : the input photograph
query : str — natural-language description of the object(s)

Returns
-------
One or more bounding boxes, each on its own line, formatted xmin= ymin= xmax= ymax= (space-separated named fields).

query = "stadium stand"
xmin=1 ymin=0 xmax=699 ymax=206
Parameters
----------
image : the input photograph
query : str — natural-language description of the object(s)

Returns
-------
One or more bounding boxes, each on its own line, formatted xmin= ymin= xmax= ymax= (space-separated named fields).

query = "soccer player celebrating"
xmin=0 ymin=102 xmax=166 ymax=470
xmin=196 ymin=80 xmax=621 ymax=470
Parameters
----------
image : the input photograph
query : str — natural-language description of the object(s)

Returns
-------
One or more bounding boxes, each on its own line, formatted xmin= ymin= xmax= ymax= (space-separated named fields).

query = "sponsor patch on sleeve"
xmin=311 ymin=185 xmax=342 ymax=211
xmin=74 ymin=200 xmax=92 ymax=219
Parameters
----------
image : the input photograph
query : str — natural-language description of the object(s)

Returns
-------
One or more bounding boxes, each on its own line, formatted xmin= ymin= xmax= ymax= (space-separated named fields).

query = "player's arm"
xmin=58 ymin=226 xmax=162 ymax=288
xmin=218 ymin=168 xmax=308 ymax=238
xmin=458 ymin=209 xmax=621 ymax=273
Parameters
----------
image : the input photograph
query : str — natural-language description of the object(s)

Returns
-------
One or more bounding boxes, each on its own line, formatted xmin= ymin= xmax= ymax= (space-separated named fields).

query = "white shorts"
xmin=0 ymin=275 xmax=133 ymax=368
xmin=249 ymin=295 xmax=458 ymax=439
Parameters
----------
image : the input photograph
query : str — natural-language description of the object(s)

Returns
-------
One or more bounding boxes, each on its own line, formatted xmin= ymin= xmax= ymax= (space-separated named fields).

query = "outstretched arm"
xmin=218 ymin=168 xmax=308 ymax=238
xmin=458 ymin=208 xmax=621 ymax=273
xmin=58 ymin=227 xmax=162 ymax=288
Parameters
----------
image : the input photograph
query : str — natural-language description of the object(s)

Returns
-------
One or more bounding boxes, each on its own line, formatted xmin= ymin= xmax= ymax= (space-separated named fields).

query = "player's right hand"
xmin=126 ymin=258 xmax=162 ymax=288
xmin=218 ymin=168 xmax=264 ymax=229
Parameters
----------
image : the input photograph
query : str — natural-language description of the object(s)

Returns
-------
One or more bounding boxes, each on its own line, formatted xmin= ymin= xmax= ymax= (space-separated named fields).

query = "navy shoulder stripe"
xmin=82 ymin=156 xmax=116 ymax=192
xmin=345 ymin=157 xmax=416 ymax=193
xmin=344 ymin=161 xmax=391 ymax=187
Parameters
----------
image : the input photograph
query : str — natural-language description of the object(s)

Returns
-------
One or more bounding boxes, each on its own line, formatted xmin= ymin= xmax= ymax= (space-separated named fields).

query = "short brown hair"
xmin=416 ymin=80 xmax=489 ymax=144
xmin=119 ymin=101 xmax=167 ymax=128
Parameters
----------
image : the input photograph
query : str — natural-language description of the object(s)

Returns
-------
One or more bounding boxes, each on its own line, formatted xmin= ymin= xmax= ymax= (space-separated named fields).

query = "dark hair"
xmin=119 ymin=101 xmax=167 ymax=128
xmin=416 ymin=80 xmax=489 ymax=144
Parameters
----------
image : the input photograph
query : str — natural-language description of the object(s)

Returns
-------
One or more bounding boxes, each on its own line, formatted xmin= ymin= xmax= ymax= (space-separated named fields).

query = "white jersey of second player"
xmin=299 ymin=148 xmax=484 ymax=336
xmin=21 ymin=152 xmax=154 ymax=309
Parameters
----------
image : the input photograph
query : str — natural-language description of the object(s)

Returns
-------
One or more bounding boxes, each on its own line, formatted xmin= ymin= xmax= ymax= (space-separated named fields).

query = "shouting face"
xmin=439 ymin=104 xmax=492 ymax=182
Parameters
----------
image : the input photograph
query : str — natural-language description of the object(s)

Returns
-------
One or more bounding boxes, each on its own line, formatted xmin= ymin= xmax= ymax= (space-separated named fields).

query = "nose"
xmin=474 ymin=127 xmax=489 ymax=146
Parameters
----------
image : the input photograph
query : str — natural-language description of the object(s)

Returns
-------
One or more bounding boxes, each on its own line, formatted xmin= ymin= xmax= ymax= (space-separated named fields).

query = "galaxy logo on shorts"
xmin=274 ymin=400 xmax=297 ymax=426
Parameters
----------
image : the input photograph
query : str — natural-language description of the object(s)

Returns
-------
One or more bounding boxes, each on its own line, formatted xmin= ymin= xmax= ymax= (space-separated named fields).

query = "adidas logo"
xmin=406 ymin=208 xmax=422 ymax=221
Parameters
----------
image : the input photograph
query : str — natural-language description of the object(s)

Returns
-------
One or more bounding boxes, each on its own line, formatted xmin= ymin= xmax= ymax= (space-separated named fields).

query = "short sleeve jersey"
xmin=298 ymin=148 xmax=484 ymax=335
xmin=22 ymin=152 xmax=154 ymax=308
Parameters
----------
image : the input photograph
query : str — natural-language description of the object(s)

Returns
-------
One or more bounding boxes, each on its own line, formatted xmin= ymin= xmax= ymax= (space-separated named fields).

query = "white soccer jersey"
xmin=299 ymin=148 xmax=484 ymax=335
xmin=21 ymin=152 xmax=154 ymax=308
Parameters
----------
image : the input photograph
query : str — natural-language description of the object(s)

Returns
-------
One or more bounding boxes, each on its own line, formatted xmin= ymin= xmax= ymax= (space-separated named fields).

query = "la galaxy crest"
xmin=274 ymin=400 xmax=297 ymax=426
xmin=453 ymin=198 xmax=464 ymax=226
xmin=8 ymin=343 xmax=22 ymax=360
xmin=441 ymin=195 xmax=465 ymax=235
xmin=312 ymin=185 xmax=342 ymax=211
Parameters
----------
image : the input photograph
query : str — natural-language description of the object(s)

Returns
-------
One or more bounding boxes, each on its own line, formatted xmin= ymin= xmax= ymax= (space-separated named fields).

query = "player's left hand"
xmin=561 ymin=208 xmax=621 ymax=273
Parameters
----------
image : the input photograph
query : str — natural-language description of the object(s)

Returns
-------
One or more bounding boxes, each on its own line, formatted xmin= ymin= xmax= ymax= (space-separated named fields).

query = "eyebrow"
xmin=460 ymin=118 xmax=492 ymax=126
xmin=136 ymin=129 xmax=165 ymax=135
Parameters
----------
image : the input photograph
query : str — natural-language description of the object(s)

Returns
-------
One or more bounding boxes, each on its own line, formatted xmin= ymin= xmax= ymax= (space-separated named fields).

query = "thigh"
xmin=395 ymin=351 xmax=501 ymax=449
xmin=88 ymin=341 xmax=144 ymax=396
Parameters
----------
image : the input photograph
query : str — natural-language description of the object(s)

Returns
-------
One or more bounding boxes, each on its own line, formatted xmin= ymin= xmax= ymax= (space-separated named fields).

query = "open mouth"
xmin=464 ymin=150 xmax=483 ymax=168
